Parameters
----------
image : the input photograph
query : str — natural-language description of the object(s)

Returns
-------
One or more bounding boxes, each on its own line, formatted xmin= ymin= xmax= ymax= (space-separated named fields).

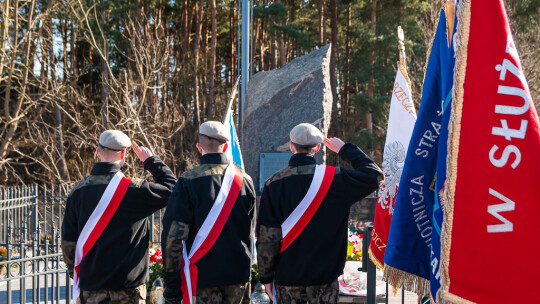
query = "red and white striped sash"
xmin=181 ymin=164 xmax=243 ymax=304
xmin=272 ymin=165 xmax=335 ymax=301
xmin=72 ymin=172 xmax=131 ymax=304
xmin=280 ymin=164 xmax=336 ymax=252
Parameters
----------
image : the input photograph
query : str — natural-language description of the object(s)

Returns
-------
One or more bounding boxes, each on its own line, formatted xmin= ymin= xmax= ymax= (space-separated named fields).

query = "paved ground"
xmin=2 ymin=269 xmax=418 ymax=304
xmin=0 ymin=273 xmax=70 ymax=304
xmin=338 ymin=288 xmax=418 ymax=304
xmin=387 ymin=289 xmax=418 ymax=304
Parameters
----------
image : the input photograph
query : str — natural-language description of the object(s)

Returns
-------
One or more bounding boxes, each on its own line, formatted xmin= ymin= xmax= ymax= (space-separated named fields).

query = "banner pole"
xmin=223 ymin=76 xmax=242 ymax=124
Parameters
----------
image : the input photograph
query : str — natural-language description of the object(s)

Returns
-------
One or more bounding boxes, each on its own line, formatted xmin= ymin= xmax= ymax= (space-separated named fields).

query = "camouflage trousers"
xmin=193 ymin=283 xmax=248 ymax=304
xmin=275 ymin=280 xmax=339 ymax=304
xmin=80 ymin=284 xmax=146 ymax=304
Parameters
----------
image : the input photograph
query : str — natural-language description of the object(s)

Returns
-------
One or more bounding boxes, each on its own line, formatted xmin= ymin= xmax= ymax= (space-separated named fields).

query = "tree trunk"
xmin=101 ymin=58 xmax=109 ymax=130
xmin=100 ymin=0 xmax=109 ymax=130
xmin=318 ymin=0 xmax=325 ymax=45
xmin=342 ymin=2 xmax=351 ymax=136
xmin=322 ymin=0 xmax=327 ymax=44
xmin=193 ymin=0 xmax=204 ymax=126
xmin=329 ymin=0 xmax=339 ymax=136
xmin=230 ymin=0 xmax=236 ymax=85
xmin=366 ymin=0 xmax=376 ymax=154
xmin=207 ymin=0 xmax=217 ymax=120
xmin=271 ymin=31 xmax=277 ymax=69
xmin=0 ymin=0 xmax=10 ymax=80
xmin=46 ymin=10 xmax=68 ymax=181
xmin=0 ymin=0 xmax=18 ymax=163
xmin=182 ymin=0 xmax=191 ymax=67
xmin=260 ymin=20 xmax=266 ymax=71
xmin=279 ymin=37 xmax=287 ymax=67
xmin=276 ymin=0 xmax=286 ymax=67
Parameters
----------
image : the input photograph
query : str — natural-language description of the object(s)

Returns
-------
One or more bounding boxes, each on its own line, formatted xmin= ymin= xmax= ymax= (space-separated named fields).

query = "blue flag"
xmin=383 ymin=9 xmax=451 ymax=297
xmin=223 ymin=108 xmax=244 ymax=170
xmin=431 ymin=4 xmax=457 ymax=301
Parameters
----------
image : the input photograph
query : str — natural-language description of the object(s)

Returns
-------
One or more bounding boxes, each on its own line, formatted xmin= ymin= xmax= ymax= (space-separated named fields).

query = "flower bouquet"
xmin=148 ymin=247 xmax=165 ymax=304
xmin=148 ymin=247 xmax=163 ymax=291
xmin=346 ymin=222 xmax=363 ymax=262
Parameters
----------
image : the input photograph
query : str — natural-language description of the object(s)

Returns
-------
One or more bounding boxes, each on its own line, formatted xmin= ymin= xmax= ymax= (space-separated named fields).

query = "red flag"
xmin=441 ymin=0 xmax=540 ymax=303
xmin=369 ymin=64 xmax=416 ymax=270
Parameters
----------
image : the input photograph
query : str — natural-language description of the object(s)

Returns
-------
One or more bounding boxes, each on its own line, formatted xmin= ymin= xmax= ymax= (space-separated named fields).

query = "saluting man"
xmin=161 ymin=121 xmax=256 ymax=304
xmin=62 ymin=130 xmax=176 ymax=304
xmin=257 ymin=123 xmax=384 ymax=304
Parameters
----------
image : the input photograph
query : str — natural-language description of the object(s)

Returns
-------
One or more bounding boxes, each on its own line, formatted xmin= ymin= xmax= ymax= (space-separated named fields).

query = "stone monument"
xmin=243 ymin=44 xmax=333 ymax=192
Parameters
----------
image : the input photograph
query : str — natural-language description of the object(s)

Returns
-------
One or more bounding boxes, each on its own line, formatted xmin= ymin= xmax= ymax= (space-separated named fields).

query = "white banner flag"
xmin=369 ymin=65 xmax=417 ymax=269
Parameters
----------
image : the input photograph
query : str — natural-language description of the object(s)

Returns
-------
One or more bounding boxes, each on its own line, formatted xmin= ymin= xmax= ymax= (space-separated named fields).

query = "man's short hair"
xmin=98 ymin=145 xmax=123 ymax=158
xmin=292 ymin=142 xmax=318 ymax=154
xmin=199 ymin=135 xmax=226 ymax=152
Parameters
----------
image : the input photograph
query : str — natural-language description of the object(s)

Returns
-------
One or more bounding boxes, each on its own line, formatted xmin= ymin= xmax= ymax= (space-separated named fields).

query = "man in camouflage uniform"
xmin=62 ymin=130 xmax=176 ymax=304
xmin=161 ymin=121 xmax=256 ymax=304
xmin=257 ymin=123 xmax=384 ymax=304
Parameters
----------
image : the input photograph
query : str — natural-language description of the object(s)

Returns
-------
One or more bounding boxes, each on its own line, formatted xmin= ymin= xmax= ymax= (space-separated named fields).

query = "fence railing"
xmin=0 ymin=184 xmax=167 ymax=304
xmin=1 ymin=185 xmax=70 ymax=304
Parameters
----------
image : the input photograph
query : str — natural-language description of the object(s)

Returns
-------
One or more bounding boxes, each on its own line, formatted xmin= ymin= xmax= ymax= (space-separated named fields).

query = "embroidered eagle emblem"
xmin=378 ymin=141 xmax=406 ymax=214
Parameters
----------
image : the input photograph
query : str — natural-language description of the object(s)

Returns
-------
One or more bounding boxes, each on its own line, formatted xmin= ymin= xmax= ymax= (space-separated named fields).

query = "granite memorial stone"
xmin=243 ymin=44 xmax=333 ymax=192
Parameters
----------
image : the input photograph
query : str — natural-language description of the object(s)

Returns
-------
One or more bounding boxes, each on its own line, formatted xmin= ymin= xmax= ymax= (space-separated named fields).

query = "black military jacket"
xmin=61 ymin=156 xmax=176 ymax=290
xmin=161 ymin=153 xmax=256 ymax=299
xmin=257 ymin=143 xmax=384 ymax=286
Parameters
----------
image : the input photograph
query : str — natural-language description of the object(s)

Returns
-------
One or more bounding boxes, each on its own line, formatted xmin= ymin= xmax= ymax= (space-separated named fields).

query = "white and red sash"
xmin=271 ymin=164 xmax=335 ymax=301
xmin=180 ymin=164 xmax=243 ymax=304
xmin=72 ymin=172 xmax=132 ymax=304
xmin=280 ymin=164 xmax=336 ymax=252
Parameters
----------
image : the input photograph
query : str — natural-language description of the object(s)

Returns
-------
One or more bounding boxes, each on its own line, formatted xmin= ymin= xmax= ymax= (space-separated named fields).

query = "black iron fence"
xmin=0 ymin=185 xmax=70 ymax=304
xmin=0 ymin=184 xmax=166 ymax=304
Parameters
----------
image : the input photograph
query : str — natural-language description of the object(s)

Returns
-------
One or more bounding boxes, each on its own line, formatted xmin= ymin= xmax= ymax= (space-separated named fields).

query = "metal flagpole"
xmin=240 ymin=0 xmax=250 ymax=149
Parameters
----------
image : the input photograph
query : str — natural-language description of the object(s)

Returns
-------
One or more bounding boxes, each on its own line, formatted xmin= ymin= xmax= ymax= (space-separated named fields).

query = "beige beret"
xmin=99 ymin=130 xmax=131 ymax=151
xmin=290 ymin=123 xmax=324 ymax=147
xmin=199 ymin=121 xmax=230 ymax=143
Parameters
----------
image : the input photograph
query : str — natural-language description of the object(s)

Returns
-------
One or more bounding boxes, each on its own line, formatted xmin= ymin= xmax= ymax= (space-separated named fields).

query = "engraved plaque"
xmin=259 ymin=153 xmax=293 ymax=193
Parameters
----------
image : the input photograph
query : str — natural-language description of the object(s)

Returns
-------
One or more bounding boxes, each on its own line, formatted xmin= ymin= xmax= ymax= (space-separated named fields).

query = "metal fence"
xmin=0 ymin=184 xmax=166 ymax=304
xmin=0 ymin=185 xmax=70 ymax=304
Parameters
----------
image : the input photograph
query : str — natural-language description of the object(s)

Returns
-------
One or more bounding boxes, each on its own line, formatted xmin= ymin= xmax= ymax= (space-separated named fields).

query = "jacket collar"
xmin=200 ymin=153 xmax=229 ymax=165
xmin=288 ymin=153 xmax=317 ymax=167
xmin=90 ymin=162 xmax=122 ymax=175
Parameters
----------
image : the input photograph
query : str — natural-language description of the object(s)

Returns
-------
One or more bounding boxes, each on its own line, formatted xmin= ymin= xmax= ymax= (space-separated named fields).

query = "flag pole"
xmin=223 ymin=76 xmax=242 ymax=124
xmin=398 ymin=26 xmax=407 ymax=68
xmin=397 ymin=26 xmax=412 ymax=93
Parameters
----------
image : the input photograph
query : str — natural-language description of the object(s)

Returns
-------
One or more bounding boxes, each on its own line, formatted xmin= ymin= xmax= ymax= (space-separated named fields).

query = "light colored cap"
xmin=290 ymin=123 xmax=324 ymax=147
xmin=99 ymin=130 xmax=131 ymax=151
xmin=199 ymin=121 xmax=230 ymax=143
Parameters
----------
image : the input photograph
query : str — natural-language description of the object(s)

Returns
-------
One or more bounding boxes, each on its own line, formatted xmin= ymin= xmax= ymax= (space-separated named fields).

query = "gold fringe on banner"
xmin=367 ymin=246 xmax=384 ymax=271
xmin=383 ymin=264 xmax=430 ymax=297
xmin=440 ymin=0 xmax=475 ymax=303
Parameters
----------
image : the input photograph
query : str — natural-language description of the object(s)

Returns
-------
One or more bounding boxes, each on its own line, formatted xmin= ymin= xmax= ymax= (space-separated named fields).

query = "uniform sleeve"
xmin=256 ymin=225 xmax=282 ymax=284
xmin=243 ymin=175 xmax=257 ymax=224
xmin=244 ymin=176 xmax=258 ymax=261
xmin=256 ymin=184 xmax=282 ymax=284
xmin=61 ymin=193 xmax=78 ymax=277
xmin=132 ymin=156 xmax=177 ymax=214
xmin=161 ymin=179 xmax=193 ymax=301
xmin=333 ymin=143 xmax=385 ymax=204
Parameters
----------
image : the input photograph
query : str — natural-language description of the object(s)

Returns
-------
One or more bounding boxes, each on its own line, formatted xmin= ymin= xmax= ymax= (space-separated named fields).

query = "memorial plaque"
xmin=259 ymin=152 xmax=293 ymax=193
